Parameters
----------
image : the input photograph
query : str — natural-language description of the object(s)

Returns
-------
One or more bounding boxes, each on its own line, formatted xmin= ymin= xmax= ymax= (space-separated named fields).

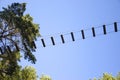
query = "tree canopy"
xmin=40 ymin=74 xmax=52 ymax=80
xmin=91 ymin=72 xmax=120 ymax=80
xmin=0 ymin=65 xmax=38 ymax=80
xmin=0 ymin=2 xmax=40 ymax=76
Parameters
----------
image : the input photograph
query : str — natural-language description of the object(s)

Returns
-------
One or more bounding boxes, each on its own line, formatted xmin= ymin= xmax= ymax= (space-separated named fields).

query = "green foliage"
xmin=102 ymin=73 xmax=116 ymax=80
xmin=0 ymin=51 xmax=21 ymax=76
xmin=40 ymin=74 xmax=52 ymax=80
xmin=0 ymin=65 xmax=38 ymax=80
xmin=0 ymin=64 xmax=52 ymax=80
xmin=0 ymin=2 xmax=40 ymax=76
xmin=116 ymin=72 xmax=120 ymax=80
xmin=91 ymin=72 xmax=120 ymax=80
xmin=0 ymin=2 xmax=40 ymax=64
xmin=21 ymin=66 xmax=37 ymax=80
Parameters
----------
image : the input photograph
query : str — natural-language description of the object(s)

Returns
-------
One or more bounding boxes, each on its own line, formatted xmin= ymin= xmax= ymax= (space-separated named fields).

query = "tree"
xmin=0 ymin=2 xmax=52 ymax=80
xmin=101 ymin=73 xmax=116 ymax=80
xmin=21 ymin=66 xmax=37 ymax=80
xmin=91 ymin=72 xmax=120 ymax=80
xmin=116 ymin=72 xmax=120 ymax=80
xmin=40 ymin=74 xmax=52 ymax=80
xmin=0 ymin=65 xmax=38 ymax=80
xmin=0 ymin=2 xmax=40 ymax=76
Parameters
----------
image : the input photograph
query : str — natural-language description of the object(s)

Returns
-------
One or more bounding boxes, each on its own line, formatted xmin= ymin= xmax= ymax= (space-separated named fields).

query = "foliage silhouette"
xmin=0 ymin=2 xmax=40 ymax=76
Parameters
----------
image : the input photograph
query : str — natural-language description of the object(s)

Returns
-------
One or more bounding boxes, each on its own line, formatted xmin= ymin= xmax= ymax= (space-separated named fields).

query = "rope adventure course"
xmin=40 ymin=21 xmax=120 ymax=47
xmin=0 ymin=21 xmax=120 ymax=51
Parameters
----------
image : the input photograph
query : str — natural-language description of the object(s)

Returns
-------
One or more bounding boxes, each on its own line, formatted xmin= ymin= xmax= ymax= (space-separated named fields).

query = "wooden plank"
xmin=32 ymin=41 xmax=36 ymax=49
xmin=71 ymin=32 xmax=75 ymax=41
xmin=60 ymin=35 xmax=65 ymax=43
xmin=114 ymin=22 xmax=118 ymax=32
xmin=7 ymin=46 xmax=12 ymax=53
xmin=81 ymin=30 xmax=85 ymax=39
xmin=15 ymin=43 xmax=19 ymax=51
xmin=103 ymin=25 xmax=107 ymax=35
xmin=92 ymin=27 xmax=96 ymax=37
xmin=41 ymin=39 xmax=46 ymax=47
xmin=51 ymin=37 xmax=55 ymax=45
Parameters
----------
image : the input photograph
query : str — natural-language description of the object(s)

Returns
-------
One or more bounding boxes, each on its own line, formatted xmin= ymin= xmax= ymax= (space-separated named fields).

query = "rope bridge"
xmin=0 ymin=21 xmax=120 ymax=54
xmin=39 ymin=22 xmax=120 ymax=47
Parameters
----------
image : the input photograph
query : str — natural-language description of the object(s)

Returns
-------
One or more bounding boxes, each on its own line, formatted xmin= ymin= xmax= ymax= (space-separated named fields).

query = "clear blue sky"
xmin=1 ymin=0 xmax=120 ymax=80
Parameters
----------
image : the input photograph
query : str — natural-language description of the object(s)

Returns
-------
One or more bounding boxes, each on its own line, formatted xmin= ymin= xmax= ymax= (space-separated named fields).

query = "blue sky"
xmin=1 ymin=0 xmax=120 ymax=80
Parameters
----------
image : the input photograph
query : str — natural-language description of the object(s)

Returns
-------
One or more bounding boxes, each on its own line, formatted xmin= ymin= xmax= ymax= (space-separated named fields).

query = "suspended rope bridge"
xmin=0 ymin=21 xmax=120 ymax=54
xmin=39 ymin=22 xmax=120 ymax=47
